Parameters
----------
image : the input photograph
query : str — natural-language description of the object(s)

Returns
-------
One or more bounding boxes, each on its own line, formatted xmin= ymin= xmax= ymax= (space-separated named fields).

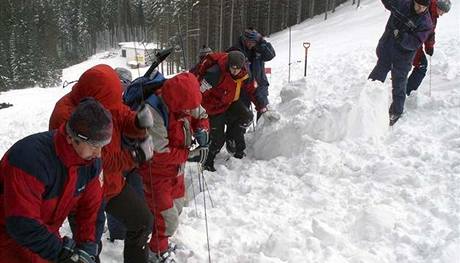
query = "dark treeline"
xmin=0 ymin=0 xmax=353 ymax=91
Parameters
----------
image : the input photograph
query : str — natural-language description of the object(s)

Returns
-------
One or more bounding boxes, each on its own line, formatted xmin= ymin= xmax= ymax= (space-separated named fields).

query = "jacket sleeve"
xmin=244 ymin=80 xmax=263 ymax=111
xmin=152 ymin=147 xmax=189 ymax=165
xmin=73 ymin=170 xmax=104 ymax=256
xmin=118 ymin=104 xmax=148 ymax=138
xmin=381 ymin=0 xmax=398 ymax=11
xmin=3 ymin=161 xmax=64 ymax=261
xmin=255 ymin=40 xmax=276 ymax=62
xmin=101 ymin=147 xmax=137 ymax=174
xmin=398 ymin=23 xmax=432 ymax=51
xmin=100 ymin=107 xmax=147 ymax=174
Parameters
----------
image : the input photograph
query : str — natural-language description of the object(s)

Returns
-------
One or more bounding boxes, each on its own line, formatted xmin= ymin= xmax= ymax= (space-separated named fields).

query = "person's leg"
xmin=225 ymin=101 xmax=253 ymax=158
xmin=389 ymin=52 xmax=413 ymax=115
xmin=107 ymin=171 xmax=145 ymax=242
xmin=406 ymin=53 xmax=428 ymax=95
xmin=143 ymin=176 xmax=179 ymax=254
xmin=105 ymin=184 xmax=153 ymax=263
xmin=368 ymin=37 xmax=393 ymax=82
xmin=204 ymin=113 xmax=226 ymax=171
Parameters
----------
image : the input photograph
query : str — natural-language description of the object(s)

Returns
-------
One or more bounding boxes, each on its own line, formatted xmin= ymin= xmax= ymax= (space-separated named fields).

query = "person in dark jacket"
xmin=369 ymin=0 xmax=433 ymax=126
xmin=0 ymin=99 xmax=112 ymax=263
xmin=189 ymin=45 xmax=213 ymax=75
xmin=406 ymin=0 xmax=451 ymax=96
xmin=229 ymin=28 xmax=276 ymax=120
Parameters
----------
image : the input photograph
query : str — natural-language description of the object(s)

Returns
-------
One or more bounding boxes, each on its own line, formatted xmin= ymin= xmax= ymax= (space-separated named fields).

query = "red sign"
xmin=264 ymin=67 xmax=272 ymax=74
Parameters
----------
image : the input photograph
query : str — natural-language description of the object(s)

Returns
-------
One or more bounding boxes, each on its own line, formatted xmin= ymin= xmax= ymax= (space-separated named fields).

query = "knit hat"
xmin=199 ymin=45 xmax=213 ymax=59
xmin=437 ymin=0 xmax=451 ymax=12
xmin=227 ymin=51 xmax=246 ymax=69
xmin=66 ymin=97 xmax=113 ymax=147
xmin=115 ymin=67 xmax=132 ymax=91
xmin=414 ymin=0 xmax=430 ymax=6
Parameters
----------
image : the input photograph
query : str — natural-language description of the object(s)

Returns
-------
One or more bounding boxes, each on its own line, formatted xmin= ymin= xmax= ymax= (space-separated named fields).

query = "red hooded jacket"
xmin=138 ymin=72 xmax=209 ymax=178
xmin=49 ymin=64 xmax=146 ymax=200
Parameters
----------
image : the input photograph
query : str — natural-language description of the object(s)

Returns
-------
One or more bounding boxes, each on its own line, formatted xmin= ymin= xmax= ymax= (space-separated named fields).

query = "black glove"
xmin=135 ymin=104 xmax=154 ymax=129
xmin=188 ymin=146 xmax=209 ymax=164
xmin=425 ymin=46 xmax=434 ymax=56
xmin=131 ymin=136 xmax=154 ymax=163
xmin=57 ymin=237 xmax=96 ymax=263
xmin=194 ymin=129 xmax=209 ymax=147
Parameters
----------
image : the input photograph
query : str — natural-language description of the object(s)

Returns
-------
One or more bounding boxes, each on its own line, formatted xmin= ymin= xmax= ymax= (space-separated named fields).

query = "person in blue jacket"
xmin=229 ymin=28 xmax=276 ymax=120
xmin=369 ymin=0 xmax=433 ymax=126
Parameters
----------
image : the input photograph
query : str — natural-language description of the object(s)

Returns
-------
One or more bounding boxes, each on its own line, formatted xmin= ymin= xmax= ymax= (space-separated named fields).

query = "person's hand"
xmin=188 ymin=146 xmax=209 ymax=164
xmin=425 ymin=46 xmax=434 ymax=56
xmin=194 ymin=129 xmax=209 ymax=147
xmin=131 ymin=136 xmax=154 ymax=163
xmin=57 ymin=237 xmax=96 ymax=263
xmin=135 ymin=104 xmax=154 ymax=129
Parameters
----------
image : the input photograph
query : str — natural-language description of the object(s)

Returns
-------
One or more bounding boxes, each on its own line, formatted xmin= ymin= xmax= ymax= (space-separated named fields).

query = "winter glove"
xmin=194 ymin=129 xmax=209 ymax=147
xmin=135 ymin=104 xmax=154 ymax=129
xmin=57 ymin=237 xmax=96 ymax=263
xmin=259 ymin=107 xmax=281 ymax=122
xmin=131 ymin=135 xmax=154 ymax=164
xmin=188 ymin=146 xmax=209 ymax=164
xmin=425 ymin=46 xmax=434 ymax=56
xmin=244 ymin=29 xmax=262 ymax=43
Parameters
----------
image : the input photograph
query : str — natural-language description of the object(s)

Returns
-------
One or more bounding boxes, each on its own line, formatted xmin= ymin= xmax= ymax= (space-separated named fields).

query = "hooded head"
xmin=70 ymin=64 xmax=124 ymax=111
xmin=161 ymin=72 xmax=202 ymax=113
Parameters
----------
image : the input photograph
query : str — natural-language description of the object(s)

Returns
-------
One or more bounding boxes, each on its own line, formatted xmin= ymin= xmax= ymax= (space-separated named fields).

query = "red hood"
xmin=161 ymin=72 xmax=202 ymax=112
xmin=69 ymin=64 xmax=123 ymax=111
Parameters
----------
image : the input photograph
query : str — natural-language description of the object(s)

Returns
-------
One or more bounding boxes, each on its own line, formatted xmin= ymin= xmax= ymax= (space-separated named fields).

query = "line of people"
xmin=0 ymin=28 xmax=275 ymax=263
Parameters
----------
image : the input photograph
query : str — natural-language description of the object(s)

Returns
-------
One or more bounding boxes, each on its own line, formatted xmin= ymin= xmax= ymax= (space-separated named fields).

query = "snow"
xmin=1 ymin=0 xmax=460 ymax=262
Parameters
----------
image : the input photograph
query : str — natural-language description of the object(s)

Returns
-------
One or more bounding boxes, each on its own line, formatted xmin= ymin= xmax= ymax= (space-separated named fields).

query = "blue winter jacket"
xmin=381 ymin=0 xmax=433 ymax=52
xmin=229 ymin=37 xmax=276 ymax=89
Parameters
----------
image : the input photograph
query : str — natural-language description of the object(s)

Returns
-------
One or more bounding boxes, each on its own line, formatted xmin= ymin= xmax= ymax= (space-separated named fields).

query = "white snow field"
xmin=0 ymin=0 xmax=459 ymax=262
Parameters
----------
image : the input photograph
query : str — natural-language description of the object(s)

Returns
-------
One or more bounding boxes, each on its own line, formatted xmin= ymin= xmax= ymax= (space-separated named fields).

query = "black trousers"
xmin=105 ymin=183 xmax=153 ymax=263
xmin=208 ymin=100 xmax=253 ymax=158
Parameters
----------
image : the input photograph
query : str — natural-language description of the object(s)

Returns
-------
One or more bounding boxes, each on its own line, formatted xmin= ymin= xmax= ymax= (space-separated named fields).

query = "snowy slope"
xmin=1 ymin=0 xmax=459 ymax=262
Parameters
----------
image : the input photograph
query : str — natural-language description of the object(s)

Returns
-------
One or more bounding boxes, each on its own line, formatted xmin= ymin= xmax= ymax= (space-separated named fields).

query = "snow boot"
xmin=389 ymin=113 xmax=401 ymax=126
xmin=148 ymin=250 xmax=177 ymax=263
xmin=233 ymin=151 xmax=246 ymax=159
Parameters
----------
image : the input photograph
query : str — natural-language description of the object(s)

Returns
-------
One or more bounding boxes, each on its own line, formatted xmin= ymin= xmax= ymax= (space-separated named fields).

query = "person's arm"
xmin=3 ymin=162 xmax=64 ymax=261
xmin=73 ymin=166 xmax=104 ymax=257
xmin=255 ymin=40 xmax=276 ymax=62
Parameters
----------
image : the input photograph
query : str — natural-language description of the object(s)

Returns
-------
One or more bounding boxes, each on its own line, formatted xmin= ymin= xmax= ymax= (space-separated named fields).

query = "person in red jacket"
xmin=49 ymin=64 xmax=154 ymax=263
xmin=406 ymin=0 xmax=451 ymax=95
xmin=0 ymin=99 xmax=111 ymax=263
xmin=131 ymin=72 xmax=209 ymax=262
xmin=193 ymin=50 xmax=257 ymax=172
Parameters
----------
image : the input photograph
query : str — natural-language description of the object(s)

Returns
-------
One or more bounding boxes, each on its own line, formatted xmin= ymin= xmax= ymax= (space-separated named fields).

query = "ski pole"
xmin=199 ymin=165 xmax=215 ymax=208
xmin=429 ymin=56 xmax=432 ymax=97
xmin=201 ymin=166 xmax=212 ymax=263
xmin=189 ymin=165 xmax=199 ymax=215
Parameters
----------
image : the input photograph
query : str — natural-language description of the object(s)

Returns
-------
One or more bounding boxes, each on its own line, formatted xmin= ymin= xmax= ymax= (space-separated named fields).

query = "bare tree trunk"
xmin=324 ymin=0 xmax=329 ymax=20
xmin=309 ymin=0 xmax=315 ymax=18
xmin=297 ymin=0 xmax=302 ymax=24
xmin=229 ymin=0 xmax=234 ymax=46
xmin=219 ymin=0 xmax=223 ymax=50
xmin=206 ymin=0 xmax=210 ymax=45
xmin=332 ymin=0 xmax=336 ymax=13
